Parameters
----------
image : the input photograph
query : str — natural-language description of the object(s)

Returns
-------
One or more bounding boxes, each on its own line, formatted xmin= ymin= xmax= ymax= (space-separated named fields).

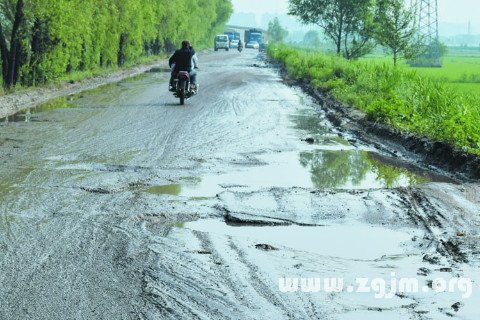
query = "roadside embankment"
xmin=0 ymin=59 xmax=168 ymax=119
xmin=267 ymin=44 xmax=480 ymax=180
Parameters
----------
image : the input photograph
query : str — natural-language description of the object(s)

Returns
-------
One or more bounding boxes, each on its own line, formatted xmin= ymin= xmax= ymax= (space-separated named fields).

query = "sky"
xmin=230 ymin=0 xmax=479 ymax=24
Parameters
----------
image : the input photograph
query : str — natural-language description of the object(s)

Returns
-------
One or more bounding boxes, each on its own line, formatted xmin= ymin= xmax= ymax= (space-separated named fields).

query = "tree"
xmin=288 ymin=0 xmax=375 ymax=59
xmin=374 ymin=0 xmax=420 ymax=66
xmin=0 ymin=0 xmax=234 ymax=89
xmin=0 ymin=0 xmax=26 ymax=89
xmin=268 ymin=17 xmax=288 ymax=43
xmin=302 ymin=30 xmax=321 ymax=48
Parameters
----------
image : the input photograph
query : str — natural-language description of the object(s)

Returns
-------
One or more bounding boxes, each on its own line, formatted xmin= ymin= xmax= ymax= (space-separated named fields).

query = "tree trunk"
xmin=117 ymin=33 xmax=127 ymax=66
xmin=7 ymin=0 xmax=26 ymax=88
xmin=0 ymin=22 xmax=9 ymax=83
xmin=336 ymin=39 xmax=342 ymax=55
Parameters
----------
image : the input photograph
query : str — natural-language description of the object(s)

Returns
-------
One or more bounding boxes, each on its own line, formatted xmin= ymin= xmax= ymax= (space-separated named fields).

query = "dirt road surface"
xmin=1 ymin=50 xmax=479 ymax=320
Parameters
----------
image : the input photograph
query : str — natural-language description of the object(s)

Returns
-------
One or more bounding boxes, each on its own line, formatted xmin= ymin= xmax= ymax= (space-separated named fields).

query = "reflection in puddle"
xmin=290 ymin=110 xmax=330 ymax=137
xmin=185 ymin=219 xmax=411 ymax=260
xmin=300 ymin=149 xmax=432 ymax=189
xmin=1 ymin=96 xmax=76 ymax=123
xmin=290 ymin=108 xmax=352 ymax=146
xmin=0 ymin=74 xmax=150 ymax=124
xmin=147 ymin=184 xmax=182 ymax=196
xmin=146 ymin=150 xmax=439 ymax=198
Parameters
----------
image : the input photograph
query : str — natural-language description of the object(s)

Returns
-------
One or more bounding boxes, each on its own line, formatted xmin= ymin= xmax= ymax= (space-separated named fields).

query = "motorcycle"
xmin=172 ymin=71 xmax=198 ymax=105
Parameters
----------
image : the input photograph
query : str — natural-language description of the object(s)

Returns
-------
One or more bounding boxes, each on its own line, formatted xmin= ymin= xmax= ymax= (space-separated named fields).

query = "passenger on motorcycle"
xmin=169 ymin=40 xmax=198 ymax=92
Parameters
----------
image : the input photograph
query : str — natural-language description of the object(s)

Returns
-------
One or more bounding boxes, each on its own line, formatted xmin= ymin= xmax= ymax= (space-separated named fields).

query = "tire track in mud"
xmin=226 ymin=240 xmax=312 ymax=320
xmin=142 ymin=237 xmax=250 ymax=320
xmin=190 ymin=228 xmax=320 ymax=319
xmin=396 ymin=187 xmax=469 ymax=264
xmin=191 ymin=230 xmax=258 ymax=312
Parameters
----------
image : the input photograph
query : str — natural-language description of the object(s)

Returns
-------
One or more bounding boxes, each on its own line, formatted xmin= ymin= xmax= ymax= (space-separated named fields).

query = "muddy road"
xmin=1 ymin=50 xmax=479 ymax=320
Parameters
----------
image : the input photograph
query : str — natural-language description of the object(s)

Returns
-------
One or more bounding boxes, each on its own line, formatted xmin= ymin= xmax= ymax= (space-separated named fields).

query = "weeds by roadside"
xmin=268 ymin=44 xmax=480 ymax=156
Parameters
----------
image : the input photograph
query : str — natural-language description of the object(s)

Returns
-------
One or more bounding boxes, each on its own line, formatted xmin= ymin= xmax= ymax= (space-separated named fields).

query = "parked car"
xmin=214 ymin=35 xmax=229 ymax=51
xmin=229 ymin=40 xmax=239 ymax=49
xmin=245 ymin=41 xmax=259 ymax=49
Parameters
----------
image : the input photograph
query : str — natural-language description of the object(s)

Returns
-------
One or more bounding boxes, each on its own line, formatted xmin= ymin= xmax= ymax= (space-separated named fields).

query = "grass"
xmin=57 ymin=54 xmax=165 ymax=84
xmin=268 ymin=44 xmax=480 ymax=155
xmin=0 ymin=54 xmax=167 ymax=97
xmin=362 ymin=52 xmax=480 ymax=96
xmin=414 ymin=56 xmax=480 ymax=95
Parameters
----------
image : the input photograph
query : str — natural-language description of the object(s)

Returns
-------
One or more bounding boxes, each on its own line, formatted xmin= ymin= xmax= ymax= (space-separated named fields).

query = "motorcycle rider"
xmin=168 ymin=40 xmax=198 ymax=92
xmin=238 ymin=39 xmax=243 ymax=51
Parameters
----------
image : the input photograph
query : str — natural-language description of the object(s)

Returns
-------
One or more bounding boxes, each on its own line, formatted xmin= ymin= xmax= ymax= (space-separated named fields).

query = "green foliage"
xmin=267 ymin=17 xmax=288 ymax=43
xmin=408 ymin=39 xmax=448 ymax=67
xmin=374 ymin=0 xmax=420 ymax=66
xmin=0 ymin=0 xmax=233 ymax=89
xmin=302 ymin=30 xmax=321 ymax=48
xmin=268 ymin=44 xmax=480 ymax=155
xmin=288 ymin=0 xmax=375 ymax=59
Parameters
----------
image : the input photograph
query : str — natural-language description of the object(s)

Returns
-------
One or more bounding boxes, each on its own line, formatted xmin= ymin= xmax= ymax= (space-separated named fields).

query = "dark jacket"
xmin=169 ymin=47 xmax=196 ymax=72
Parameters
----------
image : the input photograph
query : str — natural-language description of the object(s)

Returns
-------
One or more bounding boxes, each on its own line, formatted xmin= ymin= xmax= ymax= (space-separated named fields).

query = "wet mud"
xmin=1 ymin=50 xmax=479 ymax=319
xmin=301 ymin=86 xmax=480 ymax=180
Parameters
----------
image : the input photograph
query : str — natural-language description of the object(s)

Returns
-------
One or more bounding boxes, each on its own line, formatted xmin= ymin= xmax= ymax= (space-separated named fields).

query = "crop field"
xmin=414 ymin=54 xmax=480 ymax=95
xmin=362 ymin=48 xmax=480 ymax=96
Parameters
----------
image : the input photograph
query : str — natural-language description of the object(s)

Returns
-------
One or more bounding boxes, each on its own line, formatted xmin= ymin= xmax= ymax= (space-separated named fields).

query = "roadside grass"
xmin=0 ymin=54 xmax=166 ymax=97
xmin=268 ymin=44 xmax=480 ymax=155
xmin=57 ymin=54 xmax=165 ymax=84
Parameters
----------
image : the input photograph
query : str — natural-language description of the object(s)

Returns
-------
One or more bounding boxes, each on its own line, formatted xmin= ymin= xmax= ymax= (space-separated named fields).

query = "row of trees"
xmin=0 ymin=0 xmax=233 ymax=89
xmin=288 ymin=0 xmax=429 ymax=65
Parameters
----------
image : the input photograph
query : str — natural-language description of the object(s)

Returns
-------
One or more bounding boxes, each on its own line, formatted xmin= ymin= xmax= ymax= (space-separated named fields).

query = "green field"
xmin=362 ymin=49 xmax=480 ymax=96
xmin=414 ymin=55 xmax=480 ymax=95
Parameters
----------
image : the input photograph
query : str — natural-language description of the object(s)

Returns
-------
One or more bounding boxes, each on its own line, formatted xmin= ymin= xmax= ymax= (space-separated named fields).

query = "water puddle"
xmin=185 ymin=219 xmax=411 ymax=260
xmin=290 ymin=109 xmax=332 ymax=139
xmin=1 ymin=96 xmax=76 ymax=123
xmin=147 ymin=184 xmax=183 ymax=196
xmin=0 ymin=74 xmax=155 ymax=123
xmin=146 ymin=150 xmax=444 ymax=198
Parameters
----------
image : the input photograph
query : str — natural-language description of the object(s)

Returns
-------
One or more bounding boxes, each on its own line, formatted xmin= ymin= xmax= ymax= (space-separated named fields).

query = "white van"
xmin=214 ymin=35 xmax=229 ymax=51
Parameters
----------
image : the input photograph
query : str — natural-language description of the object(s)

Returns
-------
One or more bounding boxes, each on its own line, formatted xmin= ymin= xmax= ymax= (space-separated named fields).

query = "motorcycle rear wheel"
xmin=179 ymin=89 xmax=185 ymax=105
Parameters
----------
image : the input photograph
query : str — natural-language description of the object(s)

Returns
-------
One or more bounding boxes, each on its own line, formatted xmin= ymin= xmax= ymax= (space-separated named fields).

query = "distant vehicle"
xmin=224 ymin=31 xmax=241 ymax=42
xmin=229 ymin=40 xmax=239 ymax=49
xmin=244 ymin=28 xmax=263 ymax=44
xmin=214 ymin=35 xmax=229 ymax=51
xmin=246 ymin=41 xmax=259 ymax=49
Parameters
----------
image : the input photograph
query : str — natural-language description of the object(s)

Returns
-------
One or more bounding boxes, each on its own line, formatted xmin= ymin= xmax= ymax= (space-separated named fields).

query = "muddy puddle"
xmin=1 ymin=96 xmax=77 ymax=123
xmin=0 ymin=73 xmax=160 ymax=124
xmin=184 ymin=219 xmax=412 ymax=260
xmin=146 ymin=149 xmax=450 ymax=198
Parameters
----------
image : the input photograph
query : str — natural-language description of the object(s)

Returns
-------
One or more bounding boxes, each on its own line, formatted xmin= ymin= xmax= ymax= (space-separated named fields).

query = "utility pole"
xmin=417 ymin=0 xmax=439 ymax=45
xmin=412 ymin=0 xmax=442 ymax=67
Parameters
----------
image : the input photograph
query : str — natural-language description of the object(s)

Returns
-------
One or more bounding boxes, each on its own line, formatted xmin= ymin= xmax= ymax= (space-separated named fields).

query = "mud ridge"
xmin=396 ymin=187 xmax=469 ymax=263
xmin=306 ymin=85 xmax=480 ymax=181
xmin=271 ymin=63 xmax=480 ymax=181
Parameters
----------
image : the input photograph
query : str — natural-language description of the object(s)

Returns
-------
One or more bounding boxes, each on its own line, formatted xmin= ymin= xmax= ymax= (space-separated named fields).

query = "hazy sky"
xmin=231 ymin=0 xmax=478 ymax=23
